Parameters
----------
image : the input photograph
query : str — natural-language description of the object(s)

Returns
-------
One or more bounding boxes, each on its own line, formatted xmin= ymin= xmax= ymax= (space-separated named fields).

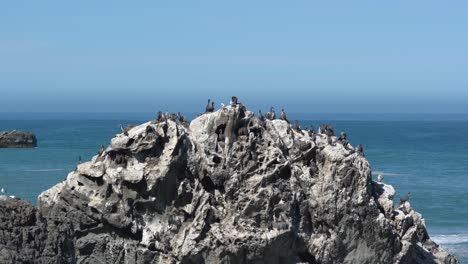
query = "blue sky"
xmin=1 ymin=1 xmax=467 ymax=113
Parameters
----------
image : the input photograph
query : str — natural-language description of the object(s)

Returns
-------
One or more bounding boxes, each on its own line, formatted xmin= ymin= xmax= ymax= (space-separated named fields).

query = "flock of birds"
xmin=65 ymin=96 xmax=410 ymax=206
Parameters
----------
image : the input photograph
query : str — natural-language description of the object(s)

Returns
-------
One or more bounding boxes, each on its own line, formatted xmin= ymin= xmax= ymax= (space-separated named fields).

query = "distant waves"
xmin=372 ymin=171 xmax=401 ymax=176
xmin=433 ymin=234 xmax=468 ymax=245
xmin=433 ymin=234 xmax=468 ymax=261
xmin=24 ymin=168 xmax=65 ymax=172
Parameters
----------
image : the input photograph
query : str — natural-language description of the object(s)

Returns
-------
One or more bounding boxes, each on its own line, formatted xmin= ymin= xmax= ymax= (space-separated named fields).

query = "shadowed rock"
xmin=0 ymin=130 xmax=37 ymax=148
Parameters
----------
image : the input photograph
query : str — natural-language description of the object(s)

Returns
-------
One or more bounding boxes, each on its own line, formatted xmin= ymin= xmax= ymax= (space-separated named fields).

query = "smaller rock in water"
xmin=0 ymin=130 xmax=37 ymax=148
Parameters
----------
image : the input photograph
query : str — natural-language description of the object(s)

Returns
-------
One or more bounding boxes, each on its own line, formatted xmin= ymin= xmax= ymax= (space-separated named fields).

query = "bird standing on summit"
xmin=280 ymin=108 xmax=289 ymax=123
xmin=266 ymin=107 xmax=276 ymax=120
xmin=230 ymin=96 xmax=238 ymax=106
xmin=205 ymin=99 xmax=211 ymax=113
xmin=258 ymin=110 xmax=265 ymax=122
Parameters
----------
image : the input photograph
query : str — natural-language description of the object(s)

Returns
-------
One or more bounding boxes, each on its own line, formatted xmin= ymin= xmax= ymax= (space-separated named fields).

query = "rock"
xmin=0 ymin=104 xmax=459 ymax=263
xmin=0 ymin=130 xmax=37 ymax=148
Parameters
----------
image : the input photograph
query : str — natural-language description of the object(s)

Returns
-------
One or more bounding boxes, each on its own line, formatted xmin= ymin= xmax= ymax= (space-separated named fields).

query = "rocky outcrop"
xmin=0 ymin=130 xmax=37 ymax=148
xmin=0 ymin=103 xmax=459 ymax=263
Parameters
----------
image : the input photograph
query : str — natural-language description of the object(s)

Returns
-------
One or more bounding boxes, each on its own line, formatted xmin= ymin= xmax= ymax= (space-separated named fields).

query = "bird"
xmin=1 ymin=188 xmax=5 ymax=194
xmin=230 ymin=96 xmax=238 ymax=106
xmin=266 ymin=107 xmax=276 ymax=120
xmin=308 ymin=126 xmax=315 ymax=136
xmin=120 ymin=124 xmax=128 ymax=136
xmin=292 ymin=120 xmax=300 ymax=131
xmin=377 ymin=174 xmax=383 ymax=183
xmin=177 ymin=112 xmax=186 ymax=123
xmin=339 ymin=132 xmax=347 ymax=141
xmin=221 ymin=103 xmax=226 ymax=110
xmin=205 ymin=99 xmax=212 ymax=113
xmin=156 ymin=111 xmax=164 ymax=122
xmin=78 ymin=156 xmax=82 ymax=164
xmin=258 ymin=110 xmax=265 ymax=121
xmin=399 ymin=192 xmax=411 ymax=205
xmin=280 ymin=108 xmax=289 ymax=123
xmin=356 ymin=144 xmax=364 ymax=156
xmin=98 ymin=144 xmax=105 ymax=156
xmin=207 ymin=102 xmax=215 ymax=112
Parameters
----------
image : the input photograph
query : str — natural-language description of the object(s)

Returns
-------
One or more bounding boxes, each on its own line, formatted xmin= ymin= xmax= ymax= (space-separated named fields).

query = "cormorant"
xmin=293 ymin=120 xmax=300 ymax=131
xmin=230 ymin=96 xmax=238 ymax=106
xmin=309 ymin=126 xmax=315 ymax=136
xmin=205 ymin=99 xmax=212 ymax=113
xmin=265 ymin=107 xmax=276 ymax=120
xmin=258 ymin=110 xmax=265 ymax=121
xmin=399 ymin=192 xmax=411 ymax=205
xmin=356 ymin=144 xmax=364 ymax=156
xmin=339 ymin=132 xmax=349 ymax=146
xmin=98 ymin=144 xmax=105 ymax=156
xmin=178 ymin=112 xmax=186 ymax=123
xmin=280 ymin=108 xmax=289 ymax=123
xmin=209 ymin=102 xmax=215 ymax=112
xmin=156 ymin=111 xmax=164 ymax=122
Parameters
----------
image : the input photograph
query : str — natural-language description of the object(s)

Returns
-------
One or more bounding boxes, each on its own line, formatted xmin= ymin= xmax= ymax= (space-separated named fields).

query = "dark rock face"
xmin=0 ymin=104 xmax=459 ymax=263
xmin=0 ymin=130 xmax=37 ymax=148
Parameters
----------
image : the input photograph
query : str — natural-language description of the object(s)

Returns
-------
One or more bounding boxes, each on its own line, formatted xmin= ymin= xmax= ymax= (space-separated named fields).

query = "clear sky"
xmin=1 ymin=1 xmax=467 ymax=113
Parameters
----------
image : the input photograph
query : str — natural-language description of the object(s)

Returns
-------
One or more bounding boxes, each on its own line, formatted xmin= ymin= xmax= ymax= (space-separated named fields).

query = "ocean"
xmin=0 ymin=113 xmax=467 ymax=262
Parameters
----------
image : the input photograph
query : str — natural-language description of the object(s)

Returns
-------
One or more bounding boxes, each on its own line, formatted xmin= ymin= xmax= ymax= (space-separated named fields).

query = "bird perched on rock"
xmin=280 ymin=108 xmax=289 ymax=123
xmin=339 ymin=132 xmax=347 ymax=141
xmin=209 ymin=102 xmax=215 ymax=112
xmin=78 ymin=156 xmax=82 ymax=164
xmin=98 ymin=144 xmax=105 ymax=156
xmin=356 ymin=144 xmax=364 ymax=156
xmin=156 ymin=111 xmax=164 ymax=122
xmin=230 ymin=96 xmax=238 ymax=106
xmin=1 ymin=188 xmax=5 ymax=194
xmin=205 ymin=99 xmax=212 ymax=113
xmin=320 ymin=124 xmax=335 ymax=137
xmin=120 ymin=124 xmax=135 ymax=136
xmin=377 ymin=174 xmax=383 ymax=183
xmin=258 ymin=110 xmax=265 ymax=122
xmin=308 ymin=126 xmax=315 ymax=136
xmin=399 ymin=192 xmax=411 ymax=205
xmin=178 ymin=112 xmax=186 ymax=123
xmin=292 ymin=120 xmax=300 ymax=131
xmin=120 ymin=124 xmax=130 ymax=136
xmin=265 ymin=107 xmax=275 ymax=120
xmin=339 ymin=132 xmax=350 ymax=148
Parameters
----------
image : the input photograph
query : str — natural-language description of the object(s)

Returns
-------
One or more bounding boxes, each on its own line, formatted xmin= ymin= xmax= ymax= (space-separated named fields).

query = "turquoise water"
xmin=0 ymin=113 xmax=467 ymax=262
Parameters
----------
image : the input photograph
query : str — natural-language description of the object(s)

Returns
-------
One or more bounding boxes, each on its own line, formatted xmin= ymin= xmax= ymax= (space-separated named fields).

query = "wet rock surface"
xmin=0 ymin=104 xmax=459 ymax=263
xmin=0 ymin=130 xmax=37 ymax=148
